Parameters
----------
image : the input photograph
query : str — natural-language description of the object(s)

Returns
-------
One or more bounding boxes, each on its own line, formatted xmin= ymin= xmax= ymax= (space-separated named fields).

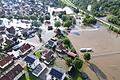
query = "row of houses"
xmin=23 ymin=50 xmax=66 ymax=80
xmin=1 ymin=0 xmax=48 ymax=17
xmin=0 ymin=64 xmax=25 ymax=80
xmin=0 ymin=53 xmax=26 ymax=80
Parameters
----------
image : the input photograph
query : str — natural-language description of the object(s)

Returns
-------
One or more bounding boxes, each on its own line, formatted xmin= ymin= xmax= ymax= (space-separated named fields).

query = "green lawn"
xmin=34 ymin=50 xmax=41 ymax=59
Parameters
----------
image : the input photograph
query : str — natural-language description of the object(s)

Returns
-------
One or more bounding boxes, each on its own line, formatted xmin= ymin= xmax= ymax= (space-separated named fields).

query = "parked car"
xmin=80 ymin=48 xmax=93 ymax=52
xmin=48 ymin=26 xmax=53 ymax=30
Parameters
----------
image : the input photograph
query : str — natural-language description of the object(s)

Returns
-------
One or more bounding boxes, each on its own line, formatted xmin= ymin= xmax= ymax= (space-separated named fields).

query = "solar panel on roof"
xmin=48 ymin=40 xmax=54 ymax=46
xmin=32 ymin=64 xmax=43 ymax=75
xmin=24 ymin=56 xmax=35 ymax=64
xmin=49 ymin=68 xmax=63 ymax=79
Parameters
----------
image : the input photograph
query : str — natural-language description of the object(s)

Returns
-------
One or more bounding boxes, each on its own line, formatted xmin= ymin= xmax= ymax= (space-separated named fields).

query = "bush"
xmin=83 ymin=52 xmax=91 ymax=61
xmin=65 ymin=57 xmax=72 ymax=66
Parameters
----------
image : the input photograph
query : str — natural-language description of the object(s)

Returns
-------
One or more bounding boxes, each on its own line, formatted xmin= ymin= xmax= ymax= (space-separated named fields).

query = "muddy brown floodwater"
xmin=68 ymin=27 xmax=120 ymax=80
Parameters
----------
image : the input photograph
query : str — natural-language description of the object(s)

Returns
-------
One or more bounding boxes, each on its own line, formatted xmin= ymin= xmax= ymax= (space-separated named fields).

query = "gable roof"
xmin=0 ymin=55 xmax=14 ymax=68
xmin=0 ymin=26 xmax=5 ymax=31
xmin=24 ymin=56 xmax=35 ymax=65
xmin=48 ymin=40 xmax=55 ymax=47
xmin=63 ymin=7 xmax=73 ymax=14
xmin=20 ymin=43 xmax=31 ymax=53
xmin=5 ymin=38 xmax=14 ymax=45
xmin=44 ymin=50 xmax=54 ymax=62
xmin=0 ymin=64 xmax=23 ymax=80
xmin=6 ymin=26 xmax=15 ymax=34
xmin=57 ymin=44 xmax=66 ymax=51
xmin=0 ymin=35 xmax=3 ymax=44
xmin=49 ymin=68 xmax=64 ymax=80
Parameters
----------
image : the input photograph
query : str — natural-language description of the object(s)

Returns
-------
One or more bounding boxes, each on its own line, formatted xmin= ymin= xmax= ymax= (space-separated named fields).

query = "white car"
xmin=80 ymin=48 xmax=92 ymax=52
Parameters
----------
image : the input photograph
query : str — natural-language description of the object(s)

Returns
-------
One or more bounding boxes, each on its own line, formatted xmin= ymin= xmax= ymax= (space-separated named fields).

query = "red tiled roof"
xmin=0 ymin=64 xmax=23 ymax=80
xmin=57 ymin=44 xmax=66 ymax=51
xmin=44 ymin=51 xmax=53 ymax=60
xmin=20 ymin=43 xmax=31 ymax=53
xmin=67 ymin=51 xmax=77 ymax=57
xmin=0 ymin=55 xmax=14 ymax=68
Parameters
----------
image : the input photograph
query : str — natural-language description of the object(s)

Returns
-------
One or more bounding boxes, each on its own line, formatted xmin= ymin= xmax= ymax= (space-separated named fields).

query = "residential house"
xmin=6 ymin=26 xmax=17 ymax=39
xmin=42 ymin=49 xmax=55 ymax=64
xmin=47 ymin=68 xmax=66 ymax=80
xmin=63 ymin=7 xmax=74 ymax=15
xmin=56 ymin=43 xmax=77 ymax=57
xmin=24 ymin=54 xmax=40 ymax=70
xmin=20 ymin=28 xmax=35 ymax=38
xmin=0 ymin=35 xmax=3 ymax=45
xmin=3 ymin=38 xmax=19 ymax=52
xmin=0 ymin=19 xmax=3 ymax=25
xmin=32 ymin=62 xmax=47 ymax=77
xmin=0 ymin=26 xmax=5 ymax=34
xmin=0 ymin=64 xmax=25 ymax=80
xmin=0 ymin=54 xmax=14 ymax=69
xmin=0 ymin=7 xmax=5 ymax=17
xmin=56 ymin=43 xmax=68 ymax=54
xmin=19 ymin=43 xmax=33 ymax=56
xmin=46 ymin=38 xmax=57 ymax=49
xmin=50 ymin=7 xmax=65 ymax=16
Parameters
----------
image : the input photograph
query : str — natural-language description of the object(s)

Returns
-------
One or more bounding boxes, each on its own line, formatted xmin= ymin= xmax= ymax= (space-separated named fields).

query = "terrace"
xmin=24 ymin=54 xmax=39 ymax=70
xmin=0 ymin=54 xmax=14 ymax=69
xmin=47 ymin=68 xmax=66 ymax=80
xmin=0 ymin=64 xmax=25 ymax=80
xmin=19 ymin=43 xmax=33 ymax=56
xmin=32 ymin=62 xmax=46 ymax=77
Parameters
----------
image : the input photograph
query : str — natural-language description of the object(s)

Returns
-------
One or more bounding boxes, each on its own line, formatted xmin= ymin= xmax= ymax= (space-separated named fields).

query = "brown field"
xmin=68 ymin=27 xmax=120 ymax=80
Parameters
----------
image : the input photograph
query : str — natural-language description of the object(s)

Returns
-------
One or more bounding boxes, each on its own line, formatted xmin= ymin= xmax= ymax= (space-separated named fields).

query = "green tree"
xmin=83 ymin=52 xmax=91 ymax=61
xmin=62 ymin=37 xmax=71 ymax=49
xmin=39 ymin=16 xmax=44 ymax=23
xmin=83 ymin=16 xmax=97 ymax=25
xmin=37 ymin=31 xmax=42 ymax=42
xmin=58 ymin=11 xmax=66 ymax=18
xmin=23 ymin=16 xmax=30 ymax=20
xmin=62 ymin=15 xmax=68 ymax=21
xmin=72 ymin=18 xmax=76 ymax=25
xmin=74 ymin=8 xmax=79 ymax=13
xmin=54 ymin=21 xmax=61 ymax=27
xmin=7 ymin=16 xmax=13 ymax=20
xmin=30 ymin=15 xmax=38 ymax=20
xmin=45 ymin=15 xmax=50 ymax=20
xmin=64 ymin=20 xmax=72 ymax=28
xmin=107 ymin=15 xmax=118 ymax=24
xmin=32 ymin=20 xmax=41 ymax=27
xmin=72 ymin=56 xmax=83 ymax=70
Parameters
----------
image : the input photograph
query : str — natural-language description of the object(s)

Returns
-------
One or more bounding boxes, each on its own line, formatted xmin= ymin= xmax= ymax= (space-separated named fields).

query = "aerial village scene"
xmin=0 ymin=0 xmax=120 ymax=80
